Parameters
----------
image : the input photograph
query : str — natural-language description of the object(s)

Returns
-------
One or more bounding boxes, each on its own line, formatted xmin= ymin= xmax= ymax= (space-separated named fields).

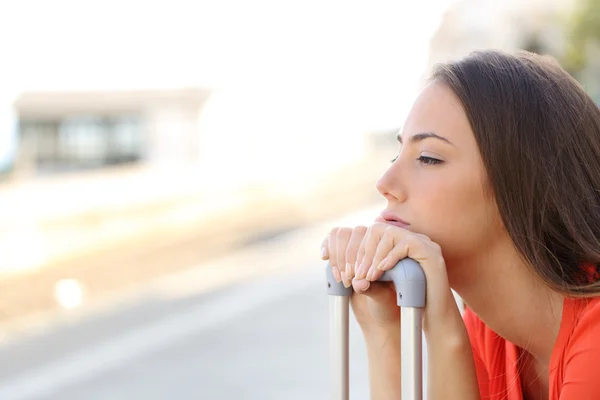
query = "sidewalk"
xmin=0 ymin=153 xmax=389 ymax=329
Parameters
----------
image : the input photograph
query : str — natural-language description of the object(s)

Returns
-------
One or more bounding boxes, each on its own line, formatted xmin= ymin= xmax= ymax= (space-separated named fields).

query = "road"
xmin=0 ymin=206 xmax=430 ymax=399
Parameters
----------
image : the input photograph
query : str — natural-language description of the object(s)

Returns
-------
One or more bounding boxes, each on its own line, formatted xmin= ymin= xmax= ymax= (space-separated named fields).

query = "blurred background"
xmin=0 ymin=0 xmax=598 ymax=398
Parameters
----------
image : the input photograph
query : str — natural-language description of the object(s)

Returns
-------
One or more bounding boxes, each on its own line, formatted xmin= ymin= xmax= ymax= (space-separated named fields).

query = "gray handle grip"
xmin=325 ymin=262 xmax=353 ymax=296
xmin=325 ymin=258 xmax=426 ymax=307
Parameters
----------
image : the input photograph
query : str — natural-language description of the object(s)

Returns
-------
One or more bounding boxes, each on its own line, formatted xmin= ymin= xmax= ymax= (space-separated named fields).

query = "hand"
xmin=320 ymin=225 xmax=399 ymax=330
xmin=321 ymin=222 xmax=462 ymax=336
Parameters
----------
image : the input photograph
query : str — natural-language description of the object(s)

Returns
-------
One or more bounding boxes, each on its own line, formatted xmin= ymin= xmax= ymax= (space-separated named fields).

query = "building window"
xmin=18 ymin=114 xmax=145 ymax=175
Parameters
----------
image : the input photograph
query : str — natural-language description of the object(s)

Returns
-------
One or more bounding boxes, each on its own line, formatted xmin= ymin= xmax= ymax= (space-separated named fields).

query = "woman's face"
xmin=376 ymin=81 xmax=503 ymax=266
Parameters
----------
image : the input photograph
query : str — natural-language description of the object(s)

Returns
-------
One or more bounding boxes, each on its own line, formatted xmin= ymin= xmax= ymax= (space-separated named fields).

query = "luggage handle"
xmin=325 ymin=258 xmax=426 ymax=400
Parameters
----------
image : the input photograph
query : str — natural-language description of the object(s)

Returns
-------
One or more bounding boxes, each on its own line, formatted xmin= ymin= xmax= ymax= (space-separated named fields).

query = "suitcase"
xmin=325 ymin=258 xmax=426 ymax=400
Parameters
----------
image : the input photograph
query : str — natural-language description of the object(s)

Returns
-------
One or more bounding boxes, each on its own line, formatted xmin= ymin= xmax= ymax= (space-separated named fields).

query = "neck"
xmin=449 ymin=238 xmax=564 ymax=365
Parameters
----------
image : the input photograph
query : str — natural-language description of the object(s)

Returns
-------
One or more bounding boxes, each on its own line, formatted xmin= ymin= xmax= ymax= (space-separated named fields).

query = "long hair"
xmin=432 ymin=49 xmax=600 ymax=296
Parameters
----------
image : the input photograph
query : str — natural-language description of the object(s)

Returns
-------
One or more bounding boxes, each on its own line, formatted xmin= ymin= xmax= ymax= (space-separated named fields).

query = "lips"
xmin=376 ymin=210 xmax=410 ymax=229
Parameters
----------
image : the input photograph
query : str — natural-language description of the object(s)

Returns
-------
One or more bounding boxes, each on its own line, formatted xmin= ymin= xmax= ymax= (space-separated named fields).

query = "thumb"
xmin=352 ymin=278 xmax=396 ymax=302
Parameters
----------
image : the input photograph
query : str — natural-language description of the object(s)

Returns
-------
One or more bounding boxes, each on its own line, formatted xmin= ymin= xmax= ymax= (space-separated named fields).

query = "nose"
xmin=376 ymin=162 xmax=407 ymax=202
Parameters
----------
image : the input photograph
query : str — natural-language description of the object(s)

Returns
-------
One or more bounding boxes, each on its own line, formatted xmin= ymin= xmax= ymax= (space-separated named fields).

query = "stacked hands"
xmin=319 ymin=221 xmax=463 ymax=335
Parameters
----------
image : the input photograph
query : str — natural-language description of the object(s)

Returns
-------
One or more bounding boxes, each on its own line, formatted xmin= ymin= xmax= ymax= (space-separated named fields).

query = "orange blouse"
xmin=463 ymin=296 xmax=600 ymax=399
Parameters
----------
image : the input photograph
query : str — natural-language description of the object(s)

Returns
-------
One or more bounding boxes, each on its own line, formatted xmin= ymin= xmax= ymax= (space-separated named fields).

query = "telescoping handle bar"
xmin=325 ymin=258 xmax=426 ymax=400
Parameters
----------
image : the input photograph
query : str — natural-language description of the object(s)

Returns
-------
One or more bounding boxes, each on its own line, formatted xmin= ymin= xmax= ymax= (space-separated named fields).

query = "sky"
xmin=0 ymin=0 xmax=457 ymax=171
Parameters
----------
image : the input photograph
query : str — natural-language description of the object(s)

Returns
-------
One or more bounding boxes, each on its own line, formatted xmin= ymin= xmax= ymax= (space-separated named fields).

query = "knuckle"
xmin=345 ymin=249 xmax=355 ymax=262
xmin=370 ymin=222 xmax=386 ymax=232
xmin=384 ymin=225 xmax=395 ymax=234
xmin=356 ymin=247 xmax=365 ymax=260
xmin=431 ymin=241 xmax=442 ymax=252
xmin=353 ymin=225 xmax=368 ymax=236
xmin=421 ymin=237 xmax=441 ymax=251
xmin=367 ymin=222 xmax=385 ymax=235
xmin=346 ymin=243 xmax=359 ymax=255
xmin=435 ymin=255 xmax=446 ymax=266
xmin=412 ymin=232 xmax=429 ymax=241
xmin=406 ymin=236 xmax=427 ymax=252
xmin=405 ymin=234 xmax=420 ymax=245
xmin=337 ymin=227 xmax=352 ymax=237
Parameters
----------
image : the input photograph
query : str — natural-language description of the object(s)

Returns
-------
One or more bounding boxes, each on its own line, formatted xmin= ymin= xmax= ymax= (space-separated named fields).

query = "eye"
xmin=418 ymin=155 xmax=443 ymax=166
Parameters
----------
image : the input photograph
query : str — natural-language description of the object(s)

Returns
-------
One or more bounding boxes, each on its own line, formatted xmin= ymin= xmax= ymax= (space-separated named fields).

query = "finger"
xmin=375 ymin=237 xmax=449 ymax=307
xmin=328 ymin=229 xmax=339 ymax=270
xmin=332 ymin=267 xmax=342 ymax=283
xmin=336 ymin=228 xmax=352 ymax=272
xmin=351 ymin=281 xmax=398 ymax=320
xmin=355 ymin=234 xmax=367 ymax=279
xmin=326 ymin=229 xmax=343 ymax=283
xmin=322 ymin=235 xmax=342 ymax=283
xmin=336 ymin=228 xmax=353 ymax=288
xmin=370 ymin=235 xmax=430 ymax=283
xmin=320 ymin=236 xmax=329 ymax=260
xmin=365 ymin=229 xmax=396 ymax=281
xmin=351 ymin=277 xmax=370 ymax=292
xmin=378 ymin=235 xmax=430 ymax=273
xmin=377 ymin=238 xmax=410 ymax=272
xmin=355 ymin=226 xmax=380 ymax=280
xmin=344 ymin=226 xmax=367 ymax=282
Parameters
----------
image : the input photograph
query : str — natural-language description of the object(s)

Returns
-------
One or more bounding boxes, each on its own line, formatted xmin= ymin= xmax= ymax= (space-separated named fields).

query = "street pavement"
xmin=0 ymin=205 xmax=431 ymax=399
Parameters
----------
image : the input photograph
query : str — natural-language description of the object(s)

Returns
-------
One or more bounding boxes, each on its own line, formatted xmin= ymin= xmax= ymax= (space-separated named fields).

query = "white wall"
xmin=145 ymin=105 xmax=201 ymax=164
xmin=426 ymin=0 xmax=576 ymax=75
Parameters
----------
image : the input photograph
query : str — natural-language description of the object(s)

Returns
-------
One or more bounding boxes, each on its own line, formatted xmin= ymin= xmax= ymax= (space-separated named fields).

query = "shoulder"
xmin=462 ymin=306 xmax=508 ymax=398
xmin=462 ymin=306 xmax=507 ymax=366
xmin=463 ymin=306 xmax=504 ymax=348
xmin=555 ymin=296 xmax=600 ymax=398
xmin=565 ymin=297 xmax=600 ymax=354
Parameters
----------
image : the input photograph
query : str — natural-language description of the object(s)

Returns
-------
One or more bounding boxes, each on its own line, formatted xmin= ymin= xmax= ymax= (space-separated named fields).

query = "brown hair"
xmin=431 ymin=49 xmax=600 ymax=296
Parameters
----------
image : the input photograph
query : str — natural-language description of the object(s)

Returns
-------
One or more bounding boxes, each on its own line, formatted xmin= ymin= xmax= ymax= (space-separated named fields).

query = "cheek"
xmin=412 ymin=174 xmax=497 ymax=260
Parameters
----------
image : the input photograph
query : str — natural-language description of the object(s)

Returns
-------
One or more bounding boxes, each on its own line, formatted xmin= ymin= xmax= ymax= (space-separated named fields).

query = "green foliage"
xmin=563 ymin=0 xmax=600 ymax=75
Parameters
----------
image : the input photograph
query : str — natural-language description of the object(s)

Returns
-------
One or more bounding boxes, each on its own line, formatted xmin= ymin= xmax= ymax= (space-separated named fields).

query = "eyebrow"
xmin=396 ymin=132 xmax=455 ymax=147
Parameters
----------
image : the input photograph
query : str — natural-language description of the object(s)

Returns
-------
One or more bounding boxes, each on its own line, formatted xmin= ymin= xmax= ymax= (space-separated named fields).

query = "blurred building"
xmin=11 ymin=88 xmax=211 ymax=178
xmin=424 ymin=0 xmax=576 ymax=84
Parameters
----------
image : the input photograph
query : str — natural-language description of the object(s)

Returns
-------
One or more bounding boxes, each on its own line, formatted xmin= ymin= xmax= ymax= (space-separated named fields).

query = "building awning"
xmin=13 ymin=88 xmax=211 ymax=118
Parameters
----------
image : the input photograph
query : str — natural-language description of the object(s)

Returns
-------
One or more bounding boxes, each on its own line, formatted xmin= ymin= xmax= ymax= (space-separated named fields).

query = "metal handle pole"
xmin=380 ymin=258 xmax=426 ymax=400
xmin=330 ymin=296 xmax=349 ymax=400
xmin=325 ymin=263 xmax=352 ymax=400
xmin=326 ymin=258 xmax=426 ymax=400
xmin=401 ymin=307 xmax=423 ymax=400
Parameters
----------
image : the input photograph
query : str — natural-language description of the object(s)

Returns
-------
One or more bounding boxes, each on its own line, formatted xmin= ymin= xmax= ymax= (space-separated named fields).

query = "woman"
xmin=320 ymin=49 xmax=600 ymax=400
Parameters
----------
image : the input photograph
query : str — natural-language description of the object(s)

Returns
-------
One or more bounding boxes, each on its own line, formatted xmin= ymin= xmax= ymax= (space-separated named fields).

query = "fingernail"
xmin=341 ymin=271 xmax=351 ymax=288
xmin=361 ymin=281 xmax=370 ymax=292
xmin=376 ymin=257 xmax=388 ymax=271
xmin=356 ymin=263 xmax=367 ymax=279
xmin=366 ymin=268 xmax=374 ymax=281
xmin=346 ymin=262 xmax=352 ymax=274
xmin=321 ymin=247 xmax=327 ymax=259
xmin=352 ymin=277 xmax=370 ymax=292
xmin=332 ymin=266 xmax=341 ymax=283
